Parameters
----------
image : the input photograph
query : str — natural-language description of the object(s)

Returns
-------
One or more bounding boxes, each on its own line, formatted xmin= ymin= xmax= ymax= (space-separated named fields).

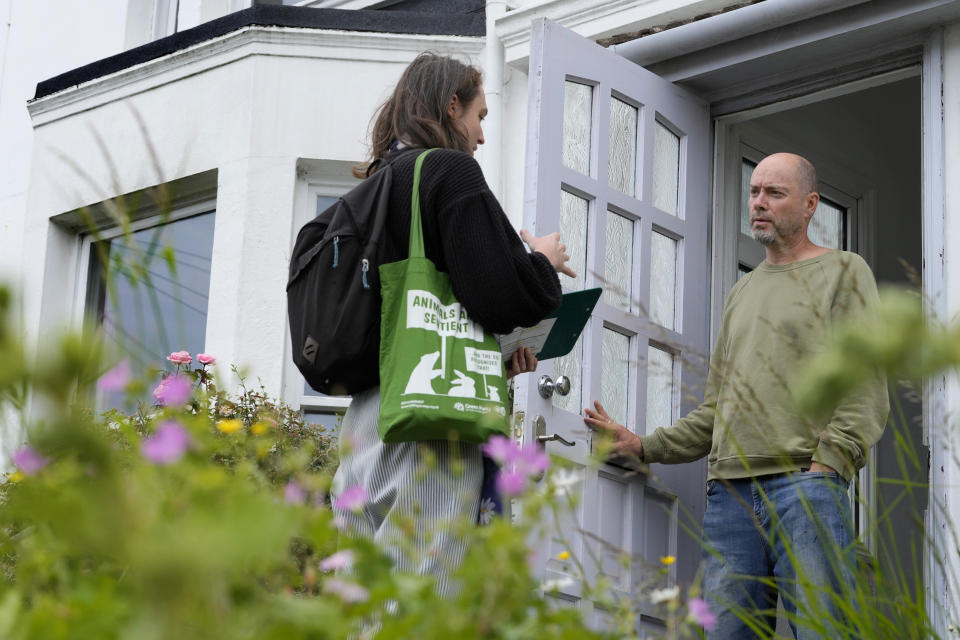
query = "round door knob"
xmin=538 ymin=375 xmax=555 ymax=398
xmin=554 ymin=376 xmax=571 ymax=396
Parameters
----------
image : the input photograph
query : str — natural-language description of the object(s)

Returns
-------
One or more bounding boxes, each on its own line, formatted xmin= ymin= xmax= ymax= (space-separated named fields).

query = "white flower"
xmin=478 ymin=497 xmax=496 ymax=526
xmin=649 ymin=585 xmax=680 ymax=604
xmin=551 ymin=469 xmax=583 ymax=496
xmin=540 ymin=576 xmax=575 ymax=593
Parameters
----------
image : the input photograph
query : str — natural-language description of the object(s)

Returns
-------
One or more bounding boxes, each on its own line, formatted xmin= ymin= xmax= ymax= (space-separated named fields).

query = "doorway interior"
xmin=715 ymin=72 xmax=926 ymax=616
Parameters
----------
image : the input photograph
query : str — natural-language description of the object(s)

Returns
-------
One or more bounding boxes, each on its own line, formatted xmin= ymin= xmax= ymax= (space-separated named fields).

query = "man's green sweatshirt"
xmin=638 ymin=250 xmax=889 ymax=481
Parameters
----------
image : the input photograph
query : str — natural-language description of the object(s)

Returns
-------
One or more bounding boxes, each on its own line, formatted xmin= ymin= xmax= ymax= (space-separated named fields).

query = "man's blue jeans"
xmin=701 ymin=472 xmax=857 ymax=639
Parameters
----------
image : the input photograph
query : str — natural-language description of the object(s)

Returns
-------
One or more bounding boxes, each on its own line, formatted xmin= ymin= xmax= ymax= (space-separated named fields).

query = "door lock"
xmin=538 ymin=375 xmax=572 ymax=399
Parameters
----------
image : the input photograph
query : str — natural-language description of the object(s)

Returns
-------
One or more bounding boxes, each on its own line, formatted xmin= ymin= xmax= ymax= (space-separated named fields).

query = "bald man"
xmin=586 ymin=153 xmax=889 ymax=639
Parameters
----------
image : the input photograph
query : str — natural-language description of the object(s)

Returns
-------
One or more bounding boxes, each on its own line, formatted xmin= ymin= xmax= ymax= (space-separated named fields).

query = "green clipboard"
xmin=500 ymin=287 xmax=602 ymax=361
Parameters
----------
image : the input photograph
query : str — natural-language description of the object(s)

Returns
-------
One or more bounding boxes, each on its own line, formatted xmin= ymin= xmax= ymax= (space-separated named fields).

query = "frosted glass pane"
xmin=601 ymin=329 xmax=629 ymax=425
xmin=603 ymin=211 xmax=633 ymax=312
xmin=645 ymin=346 xmax=674 ymax=434
xmin=652 ymin=122 xmax=680 ymax=216
xmin=560 ymin=190 xmax=589 ymax=292
xmin=562 ymin=81 xmax=593 ymax=175
xmin=649 ymin=231 xmax=677 ymax=330
xmin=608 ymin=98 xmax=637 ymax=196
xmin=809 ymin=197 xmax=845 ymax=249
xmin=553 ymin=334 xmax=583 ymax=413
xmin=740 ymin=159 xmax=756 ymax=236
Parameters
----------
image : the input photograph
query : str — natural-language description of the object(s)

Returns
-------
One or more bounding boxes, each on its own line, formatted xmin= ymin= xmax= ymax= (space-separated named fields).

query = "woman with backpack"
xmin=330 ymin=53 xmax=575 ymax=595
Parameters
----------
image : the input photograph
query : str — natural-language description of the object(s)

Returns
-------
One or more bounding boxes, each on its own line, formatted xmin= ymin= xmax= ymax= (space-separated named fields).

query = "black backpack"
xmin=287 ymin=155 xmax=403 ymax=395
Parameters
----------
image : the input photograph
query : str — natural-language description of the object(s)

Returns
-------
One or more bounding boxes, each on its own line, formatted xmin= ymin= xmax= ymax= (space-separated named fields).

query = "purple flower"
xmin=496 ymin=468 xmax=528 ymax=496
xmin=97 ymin=360 xmax=131 ymax=393
xmin=482 ymin=435 xmax=517 ymax=465
xmin=284 ymin=481 xmax=307 ymax=505
xmin=320 ymin=550 xmax=354 ymax=571
xmin=141 ymin=421 xmax=190 ymax=465
xmin=688 ymin=597 xmax=717 ymax=631
xmin=12 ymin=446 xmax=50 ymax=475
xmin=332 ymin=485 xmax=367 ymax=512
xmin=323 ymin=577 xmax=368 ymax=603
xmin=152 ymin=375 xmax=192 ymax=407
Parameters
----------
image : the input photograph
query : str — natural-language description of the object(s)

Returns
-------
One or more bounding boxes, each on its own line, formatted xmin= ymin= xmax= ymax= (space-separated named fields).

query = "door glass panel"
xmin=600 ymin=328 xmax=629 ymax=425
xmin=559 ymin=190 xmax=589 ymax=291
xmin=645 ymin=345 xmax=674 ymax=434
xmin=553 ymin=333 xmax=583 ymax=414
xmin=608 ymin=97 xmax=638 ymax=196
xmin=562 ymin=81 xmax=593 ymax=175
xmin=597 ymin=473 xmax=629 ymax=588
xmin=652 ymin=121 xmax=680 ymax=216
xmin=809 ymin=197 xmax=845 ymax=249
xmin=740 ymin=159 xmax=757 ymax=236
xmin=649 ymin=231 xmax=677 ymax=330
xmin=603 ymin=210 xmax=634 ymax=311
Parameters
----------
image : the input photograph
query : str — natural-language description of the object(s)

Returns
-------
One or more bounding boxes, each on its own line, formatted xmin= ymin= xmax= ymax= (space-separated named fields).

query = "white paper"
xmin=499 ymin=318 xmax=557 ymax=359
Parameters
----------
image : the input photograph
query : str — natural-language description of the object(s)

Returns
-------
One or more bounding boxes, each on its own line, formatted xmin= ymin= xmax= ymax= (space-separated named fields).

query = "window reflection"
xmin=86 ymin=211 xmax=215 ymax=408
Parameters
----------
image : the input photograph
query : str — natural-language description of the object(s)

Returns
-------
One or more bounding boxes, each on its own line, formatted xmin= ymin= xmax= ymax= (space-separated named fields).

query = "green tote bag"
xmin=378 ymin=149 xmax=509 ymax=443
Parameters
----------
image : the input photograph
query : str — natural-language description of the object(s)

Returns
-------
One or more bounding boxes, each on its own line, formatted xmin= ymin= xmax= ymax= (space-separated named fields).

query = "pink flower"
xmin=166 ymin=350 xmax=192 ymax=365
xmin=284 ymin=481 xmax=307 ymax=505
xmin=333 ymin=485 xmax=367 ymax=512
xmin=688 ymin=597 xmax=717 ymax=631
xmin=141 ymin=420 xmax=190 ymax=465
xmin=514 ymin=444 xmax=549 ymax=475
xmin=482 ymin=435 xmax=517 ymax=464
xmin=12 ymin=446 xmax=50 ymax=475
xmin=323 ymin=577 xmax=368 ymax=603
xmin=496 ymin=468 xmax=528 ymax=496
xmin=97 ymin=360 xmax=131 ymax=392
xmin=196 ymin=353 xmax=216 ymax=365
xmin=152 ymin=375 xmax=192 ymax=407
xmin=320 ymin=550 xmax=354 ymax=571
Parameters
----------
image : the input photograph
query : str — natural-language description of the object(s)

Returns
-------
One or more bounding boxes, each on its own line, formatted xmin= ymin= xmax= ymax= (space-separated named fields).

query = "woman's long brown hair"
xmin=354 ymin=53 xmax=482 ymax=178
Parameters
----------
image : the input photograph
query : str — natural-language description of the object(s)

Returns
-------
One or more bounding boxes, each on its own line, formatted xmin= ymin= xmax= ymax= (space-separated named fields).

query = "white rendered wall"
xmin=0 ymin=0 xmax=128 ymax=286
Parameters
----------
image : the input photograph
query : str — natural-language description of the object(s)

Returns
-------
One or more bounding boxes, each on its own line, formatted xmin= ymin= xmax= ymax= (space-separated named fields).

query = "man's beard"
xmin=751 ymin=216 xmax=804 ymax=246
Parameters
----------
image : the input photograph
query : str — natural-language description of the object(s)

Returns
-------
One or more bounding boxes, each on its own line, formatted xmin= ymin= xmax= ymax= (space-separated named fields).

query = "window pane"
xmin=740 ymin=159 xmax=757 ymax=236
xmin=649 ymin=231 xmax=677 ymax=330
xmin=562 ymin=81 xmax=593 ymax=175
xmin=316 ymin=195 xmax=338 ymax=217
xmin=652 ymin=121 xmax=680 ymax=216
xmin=645 ymin=345 xmax=674 ymax=434
xmin=560 ymin=190 xmax=589 ymax=292
xmin=88 ymin=211 xmax=215 ymax=407
xmin=553 ymin=333 xmax=583 ymax=414
xmin=809 ymin=197 xmax=845 ymax=249
xmin=303 ymin=410 xmax=342 ymax=434
xmin=601 ymin=328 xmax=629 ymax=425
xmin=603 ymin=211 xmax=634 ymax=312
xmin=608 ymin=97 xmax=638 ymax=196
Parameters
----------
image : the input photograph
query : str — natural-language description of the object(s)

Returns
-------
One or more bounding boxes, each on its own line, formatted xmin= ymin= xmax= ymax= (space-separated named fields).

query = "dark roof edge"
xmin=34 ymin=5 xmax=484 ymax=100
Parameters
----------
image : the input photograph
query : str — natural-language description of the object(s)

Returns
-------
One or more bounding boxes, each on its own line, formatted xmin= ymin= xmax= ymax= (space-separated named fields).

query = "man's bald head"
xmin=759 ymin=153 xmax=818 ymax=196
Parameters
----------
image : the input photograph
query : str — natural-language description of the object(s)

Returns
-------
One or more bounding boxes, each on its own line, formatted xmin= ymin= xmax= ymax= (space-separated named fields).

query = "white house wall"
xmin=0 ymin=0 xmax=130 ymax=287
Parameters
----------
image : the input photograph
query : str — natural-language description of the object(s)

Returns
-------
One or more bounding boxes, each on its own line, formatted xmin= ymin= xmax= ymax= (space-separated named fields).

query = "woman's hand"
xmin=506 ymin=347 xmax=537 ymax=379
xmin=584 ymin=400 xmax=644 ymax=459
xmin=519 ymin=229 xmax=577 ymax=278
